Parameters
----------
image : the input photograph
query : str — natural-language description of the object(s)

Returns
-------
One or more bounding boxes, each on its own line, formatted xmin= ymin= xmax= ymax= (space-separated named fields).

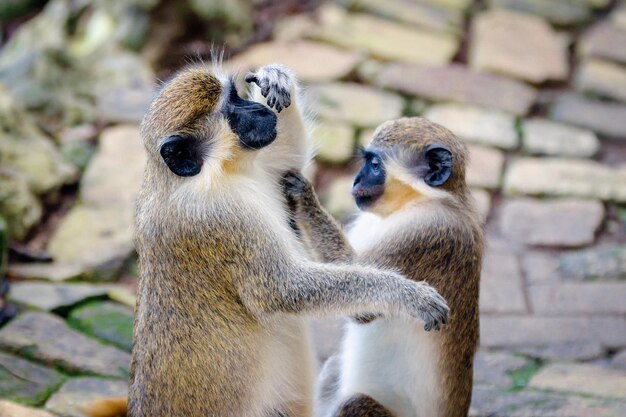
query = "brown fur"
xmin=335 ymin=394 xmax=396 ymax=417
xmin=289 ymin=117 xmax=483 ymax=417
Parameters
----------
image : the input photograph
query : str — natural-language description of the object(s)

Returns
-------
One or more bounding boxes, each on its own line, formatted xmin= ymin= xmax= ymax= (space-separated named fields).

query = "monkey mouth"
xmin=352 ymin=185 xmax=384 ymax=209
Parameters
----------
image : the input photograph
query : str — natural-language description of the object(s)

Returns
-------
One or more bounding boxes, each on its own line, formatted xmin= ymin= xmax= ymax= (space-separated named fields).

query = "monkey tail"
xmin=80 ymin=396 xmax=127 ymax=417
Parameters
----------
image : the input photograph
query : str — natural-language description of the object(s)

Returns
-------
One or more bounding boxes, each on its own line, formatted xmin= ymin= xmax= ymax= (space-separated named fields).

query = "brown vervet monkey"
xmin=84 ymin=66 xmax=449 ymax=417
xmin=283 ymin=117 xmax=484 ymax=417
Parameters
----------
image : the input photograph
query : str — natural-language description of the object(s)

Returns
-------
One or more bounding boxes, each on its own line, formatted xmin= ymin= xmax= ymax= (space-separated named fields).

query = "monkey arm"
xmin=282 ymin=171 xmax=355 ymax=263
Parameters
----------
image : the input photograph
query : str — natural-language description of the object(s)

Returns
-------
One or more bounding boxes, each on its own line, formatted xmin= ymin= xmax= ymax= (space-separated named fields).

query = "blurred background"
xmin=0 ymin=0 xmax=625 ymax=416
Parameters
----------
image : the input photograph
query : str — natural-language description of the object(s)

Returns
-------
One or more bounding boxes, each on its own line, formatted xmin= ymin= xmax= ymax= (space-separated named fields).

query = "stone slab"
xmin=376 ymin=63 xmax=537 ymax=116
xmin=473 ymin=350 xmax=528 ymax=388
xmin=0 ymin=312 xmax=130 ymax=378
xmin=559 ymin=245 xmax=626 ymax=281
xmin=522 ymin=118 xmax=600 ymax=158
xmin=529 ymin=363 xmax=626 ymax=399
xmin=479 ymin=242 xmax=527 ymax=313
xmin=551 ymin=93 xmax=626 ymax=138
xmin=467 ymin=145 xmax=505 ymax=190
xmin=578 ymin=22 xmax=626 ymax=65
xmin=487 ymin=0 xmax=591 ymax=25
xmin=0 ymin=351 xmax=65 ymax=406
xmin=503 ymin=157 xmax=626 ymax=202
xmin=480 ymin=315 xmax=626 ymax=348
xmin=68 ymin=301 xmax=134 ymax=351
xmin=8 ymin=282 xmax=111 ymax=311
xmin=0 ymin=401 xmax=57 ymax=417
xmin=45 ymin=377 xmax=128 ymax=417
xmin=499 ymin=197 xmax=604 ymax=247
xmin=514 ymin=342 xmax=605 ymax=362
xmin=313 ymin=122 xmax=355 ymax=164
xmin=424 ymin=104 xmax=518 ymax=149
xmin=471 ymin=188 xmax=491 ymax=221
xmin=469 ymin=9 xmax=568 ymax=83
xmin=322 ymin=175 xmax=358 ymax=222
xmin=528 ymin=282 xmax=626 ymax=314
xmin=575 ymin=58 xmax=626 ymax=102
xmin=8 ymin=262 xmax=85 ymax=282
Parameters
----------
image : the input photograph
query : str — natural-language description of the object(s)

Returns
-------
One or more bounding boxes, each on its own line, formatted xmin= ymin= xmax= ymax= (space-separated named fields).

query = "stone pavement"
xmin=1 ymin=0 xmax=626 ymax=416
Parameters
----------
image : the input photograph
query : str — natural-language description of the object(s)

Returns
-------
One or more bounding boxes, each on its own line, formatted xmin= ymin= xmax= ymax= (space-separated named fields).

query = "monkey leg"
xmin=332 ymin=394 xmax=396 ymax=417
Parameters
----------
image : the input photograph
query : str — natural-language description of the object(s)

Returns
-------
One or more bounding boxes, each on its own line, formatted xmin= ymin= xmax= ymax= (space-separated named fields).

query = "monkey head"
xmin=140 ymin=65 xmax=278 ymax=182
xmin=353 ymin=117 xmax=468 ymax=216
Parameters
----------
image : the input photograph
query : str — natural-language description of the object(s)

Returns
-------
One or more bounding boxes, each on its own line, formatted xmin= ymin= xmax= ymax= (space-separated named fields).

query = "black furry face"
xmin=222 ymin=83 xmax=277 ymax=150
xmin=160 ymin=135 xmax=203 ymax=177
xmin=352 ymin=149 xmax=386 ymax=209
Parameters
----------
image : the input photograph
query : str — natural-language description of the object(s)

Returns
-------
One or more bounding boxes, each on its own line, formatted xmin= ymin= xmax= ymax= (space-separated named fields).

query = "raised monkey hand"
xmin=245 ymin=64 xmax=293 ymax=113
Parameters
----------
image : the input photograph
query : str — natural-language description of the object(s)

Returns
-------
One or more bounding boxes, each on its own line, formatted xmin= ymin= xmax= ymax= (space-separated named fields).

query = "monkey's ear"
xmin=424 ymin=144 xmax=452 ymax=187
xmin=160 ymin=135 xmax=202 ymax=177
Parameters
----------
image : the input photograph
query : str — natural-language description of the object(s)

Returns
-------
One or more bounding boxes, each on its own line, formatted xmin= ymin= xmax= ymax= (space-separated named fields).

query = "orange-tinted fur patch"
xmin=372 ymin=176 xmax=423 ymax=217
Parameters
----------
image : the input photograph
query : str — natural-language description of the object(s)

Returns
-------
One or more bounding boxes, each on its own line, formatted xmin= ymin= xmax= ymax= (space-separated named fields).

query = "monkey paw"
xmin=405 ymin=282 xmax=449 ymax=332
xmin=282 ymin=170 xmax=313 ymax=203
xmin=245 ymin=64 xmax=293 ymax=113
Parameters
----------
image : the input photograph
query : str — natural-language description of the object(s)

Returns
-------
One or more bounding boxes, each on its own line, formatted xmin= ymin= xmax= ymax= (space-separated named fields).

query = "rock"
xmin=0 ymin=401 xmax=57 ymax=417
xmin=574 ymin=59 xmax=626 ymax=102
xmin=375 ymin=63 xmax=537 ymax=116
xmin=322 ymin=176 xmax=358 ymax=222
xmin=7 ymin=263 xmax=84 ymax=282
xmin=528 ymin=282 xmax=626 ymax=314
xmin=522 ymin=251 xmax=561 ymax=285
xmin=473 ymin=350 xmax=529 ymax=388
xmin=480 ymin=315 xmax=626 ymax=348
xmin=8 ymin=282 xmax=111 ymax=311
xmin=357 ymin=128 xmax=375 ymax=147
xmin=487 ymin=0 xmax=591 ymax=25
xmin=466 ymin=145 xmax=505 ymax=190
xmin=522 ymin=118 xmax=600 ymax=157
xmin=309 ymin=317 xmax=344 ymax=362
xmin=80 ymin=125 xmax=146 ymax=209
xmin=0 ymin=312 xmax=130 ymax=378
xmin=0 ymin=86 xmax=78 ymax=195
xmin=45 ymin=377 xmax=128 ymax=417
xmin=515 ymin=342 xmax=605 ymax=361
xmin=499 ymin=198 xmax=604 ymax=247
xmin=0 ymin=352 xmax=65 ymax=406
xmin=471 ymin=188 xmax=491 ymax=221
xmin=469 ymin=9 xmax=568 ymax=83
xmin=0 ymin=172 xmax=42 ymax=240
xmin=427 ymin=0 xmax=473 ymax=11
xmin=46 ymin=206 xmax=134 ymax=280
xmin=480 ymin=242 xmax=527 ymax=313
xmin=559 ymin=245 xmax=626 ymax=281
xmin=188 ymin=0 xmax=252 ymax=33
xmin=230 ymin=41 xmax=362 ymax=83
xmin=503 ymin=157 xmax=626 ymax=202
xmin=308 ymin=83 xmax=404 ymax=128
xmin=68 ymin=302 xmax=134 ymax=351
xmin=311 ymin=12 xmax=458 ymax=65
xmin=424 ymin=104 xmax=518 ymax=149
xmin=611 ymin=349 xmax=626 ymax=370
xmin=107 ymin=287 xmax=136 ymax=308
xmin=529 ymin=363 xmax=626 ymax=399
xmin=313 ymin=123 xmax=355 ymax=164
xmin=342 ymin=0 xmax=462 ymax=33
xmin=612 ymin=3 xmax=626 ymax=30
xmin=578 ymin=22 xmax=626 ymax=65
xmin=96 ymin=82 xmax=154 ymax=124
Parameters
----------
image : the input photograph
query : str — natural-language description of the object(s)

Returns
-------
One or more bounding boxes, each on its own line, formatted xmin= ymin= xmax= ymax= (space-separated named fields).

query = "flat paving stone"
xmin=522 ymin=251 xmax=562 ymax=285
xmin=499 ymin=197 xmax=604 ymax=247
xmin=424 ymin=104 xmax=518 ymax=149
xmin=96 ymin=83 xmax=154 ymax=124
xmin=45 ymin=377 xmax=128 ymax=417
xmin=466 ymin=145 xmax=505 ymax=190
xmin=230 ymin=41 xmax=362 ymax=83
xmin=514 ymin=341 xmax=605 ymax=362
xmin=528 ymin=282 xmax=626 ymax=314
xmin=322 ymin=175 xmax=358 ymax=222
xmin=375 ymin=63 xmax=537 ymax=116
xmin=503 ymin=157 xmax=626 ymax=202
xmin=68 ymin=301 xmax=134 ymax=351
xmin=559 ymin=245 xmax=626 ymax=281
xmin=0 ymin=401 xmax=57 ymax=417
xmin=473 ymin=350 xmax=528 ymax=388
xmin=0 ymin=312 xmax=130 ymax=378
xmin=529 ymin=363 xmax=626 ymax=399
xmin=0 ymin=351 xmax=65 ymax=406
xmin=551 ymin=93 xmax=626 ymax=138
xmin=578 ymin=21 xmax=626 ymax=65
xmin=480 ymin=315 xmax=626 ymax=348
xmin=471 ymin=188 xmax=491 ymax=221
xmin=313 ymin=122 xmax=355 ymax=164
xmin=8 ymin=282 xmax=111 ymax=311
xmin=480 ymin=242 xmax=527 ymax=313
xmin=487 ymin=0 xmax=591 ymax=25
xmin=611 ymin=349 xmax=626 ymax=370
xmin=312 ymin=11 xmax=458 ymax=65
xmin=575 ymin=58 xmax=626 ymax=102
xmin=522 ymin=118 xmax=600 ymax=158
xmin=469 ymin=9 xmax=568 ymax=83
xmin=308 ymin=82 xmax=404 ymax=128
xmin=7 ymin=262 xmax=85 ymax=282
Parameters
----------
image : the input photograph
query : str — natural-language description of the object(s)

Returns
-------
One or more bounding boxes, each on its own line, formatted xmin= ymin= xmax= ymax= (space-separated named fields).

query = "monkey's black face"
xmin=223 ymin=83 xmax=277 ymax=151
xmin=353 ymin=150 xmax=386 ymax=209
